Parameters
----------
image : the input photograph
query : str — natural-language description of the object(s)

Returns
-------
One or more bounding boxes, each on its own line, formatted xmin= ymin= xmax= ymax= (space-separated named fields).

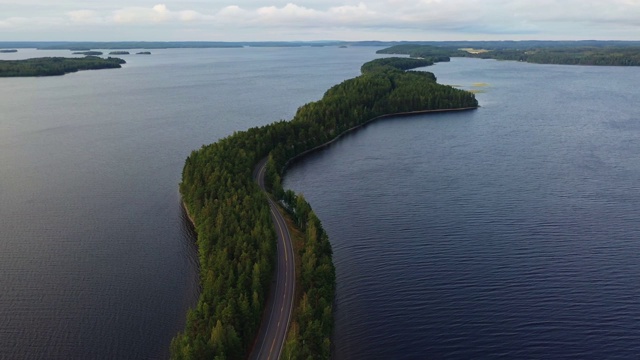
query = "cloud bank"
xmin=1 ymin=1 xmax=639 ymax=40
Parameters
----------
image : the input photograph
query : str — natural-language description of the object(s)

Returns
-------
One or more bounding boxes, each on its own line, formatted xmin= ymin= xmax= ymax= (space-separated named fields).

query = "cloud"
xmin=111 ymin=4 xmax=213 ymax=24
xmin=0 ymin=17 xmax=27 ymax=29
xmin=0 ymin=15 xmax=62 ymax=30
xmin=3 ymin=1 xmax=640 ymax=40
xmin=218 ymin=5 xmax=244 ymax=17
xmin=112 ymin=4 xmax=170 ymax=24
xmin=257 ymin=3 xmax=319 ymax=20
xmin=225 ymin=2 xmax=378 ymax=28
xmin=207 ymin=1 xmax=527 ymax=33
xmin=68 ymin=10 xmax=104 ymax=24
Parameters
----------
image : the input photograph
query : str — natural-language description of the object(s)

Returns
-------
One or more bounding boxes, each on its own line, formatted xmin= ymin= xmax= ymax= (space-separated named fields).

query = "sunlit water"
xmin=285 ymin=58 xmax=640 ymax=359
xmin=0 ymin=46 xmax=384 ymax=359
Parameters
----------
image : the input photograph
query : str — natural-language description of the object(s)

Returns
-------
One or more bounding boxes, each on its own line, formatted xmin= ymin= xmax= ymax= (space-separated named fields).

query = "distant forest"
xmin=378 ymin=44 xmax=640 ymax=66
xmin=2 ymin=40 xmax=640 ymax=51
xmin=0 ymin=56 xmax=125 ymax=77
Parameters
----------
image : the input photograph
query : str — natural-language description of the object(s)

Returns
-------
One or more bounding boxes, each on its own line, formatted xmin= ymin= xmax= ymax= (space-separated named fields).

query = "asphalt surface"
xmin=249 ymin=158 xmax=295 ymax=360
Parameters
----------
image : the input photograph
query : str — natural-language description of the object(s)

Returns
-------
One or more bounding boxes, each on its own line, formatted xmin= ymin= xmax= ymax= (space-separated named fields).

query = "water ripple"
xmin=285 ymin=58 xmax=640 ymax=359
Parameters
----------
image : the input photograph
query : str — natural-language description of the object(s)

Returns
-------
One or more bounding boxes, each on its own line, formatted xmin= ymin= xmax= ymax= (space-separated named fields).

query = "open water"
xmin=3 ymin=48 xmax=640 ymax=359
xmin=0 ymin=46 xmax=383 ymax=359
xmin=284 ymin=58 xmax=640 ymax=359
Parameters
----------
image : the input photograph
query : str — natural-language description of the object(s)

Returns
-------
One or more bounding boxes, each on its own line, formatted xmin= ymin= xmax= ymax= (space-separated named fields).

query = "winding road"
xmin=249 ymin=158 xmax=296 ymax=360
xmin=246 ymin=108 xmax=478 ymax=359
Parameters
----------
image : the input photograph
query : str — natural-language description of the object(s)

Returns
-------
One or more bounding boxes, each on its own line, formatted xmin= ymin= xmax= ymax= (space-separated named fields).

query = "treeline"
xmin=174 ymin=57 xmax=478 ymax=359
xmin=377 ymin=44 xmax=640 ymax=66
xmin=263 ymin=60 xmax=475 ymax=359
xmin=72 ymin=51 xmax=103 ymax=56
xmin=377 ymin=44 xmax=467 ymax=60
xmin=3 ymin=40 xmax=640 ymax=51
xmin=361 ymin=57 xmax=438 ymax=73
xmin=0 ymin=56 xmax=125 ymax=77
xmin=173 ymin=128 xmax=277 ymax=359
xmin=280 ymin=192 xmax=334 ymax=359
xmin=472 ymin=47 xmax=640 ymax=66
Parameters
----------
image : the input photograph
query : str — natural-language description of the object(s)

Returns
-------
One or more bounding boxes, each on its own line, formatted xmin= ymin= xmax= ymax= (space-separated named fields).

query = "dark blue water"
xmin=284 ymin=58 xmax=640 ymax=359
xmin=0 ymin=46 xmax=385 ymax=359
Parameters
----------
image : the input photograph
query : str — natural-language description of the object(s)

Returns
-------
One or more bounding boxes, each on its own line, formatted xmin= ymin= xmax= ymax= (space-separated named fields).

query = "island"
xmin=172 ymin=57 xmax=478 ymax=359
xmin=72 ymin=51 xmax=103 ymax=56
xmin=136 ymin=51 xmax=151 ymax=55
xmin=109 ymin=51 xmax=130 ymax=55
xmin=377 ymin=43 xmax=640 ymax=66
xmin=0 ymin=56 xmax=126 ymax=77
xmin=0 ymin=49 xmax=18 ymax=53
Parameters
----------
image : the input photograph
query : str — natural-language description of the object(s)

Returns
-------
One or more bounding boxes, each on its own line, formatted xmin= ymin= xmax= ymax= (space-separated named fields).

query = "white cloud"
xmin=256 ymin=3 xmax=320 ymax=25
xmin=0 ymin=15 xmax=63 ymax=30
xmin=109 ymin=4 xmax=214 ymax=24
xmin=179 ymin=10 xmax=203 ymax=22
xmin=218 ymin=5 xmax=244 ymax=16
xmin=0 ymin=17 xmax=27 ymax=29
xmin=152 ymin=4 xmax=171 ymax=21
xmin=221 ymin=2 xmax=378 ymax=28
xmin=113 ymin=5 xmax=169 ymax=24
xmin=68 ymin=10 xmax=103 ymax=24
xmin=2 ymin=1 xmax=640 ymax=40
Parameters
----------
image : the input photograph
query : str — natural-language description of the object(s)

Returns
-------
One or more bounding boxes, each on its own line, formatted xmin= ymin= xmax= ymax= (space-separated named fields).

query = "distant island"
xmin=33 ymin=41 xmax=245 ymax=50
xmin=136 ymin=51 xmax=151 ymax=55
xmin=0 ymin=49 xmax=18 ymax=53
xmin=0 ymin=40 xmax=639 ymax=53
xmin=378 ymin=44 xmax=640 ymax=66
xmin=0 ymin=56 xmax=126 ymax=77
xmin=72 ymin=51 xmax=103 ymax=56
xmin=109 ymin=51 xmax=130 ymax=55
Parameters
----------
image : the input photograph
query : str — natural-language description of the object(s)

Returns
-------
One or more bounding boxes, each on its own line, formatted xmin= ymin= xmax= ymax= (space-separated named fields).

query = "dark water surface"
xmin=0 ymin=47 xmax=384 ymax=359
xmin=285 ymin=58 xmax=640 ymax=359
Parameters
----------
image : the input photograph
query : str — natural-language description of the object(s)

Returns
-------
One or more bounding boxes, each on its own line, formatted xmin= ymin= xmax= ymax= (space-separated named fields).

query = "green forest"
xmin=378 ymin=44 xmax=640 ymax=66
xmin=471 ymin=47 xmax=640 ymax=66
xmin=173 ymin=56 xmax=478 ymax=359
xmin=0 ymin=56 xmax=125 ymax=77
xmin=72 ymin=51 xmax=104 ymax=56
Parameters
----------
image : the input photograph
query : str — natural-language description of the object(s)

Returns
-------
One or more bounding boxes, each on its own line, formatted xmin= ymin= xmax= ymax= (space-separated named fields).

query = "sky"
xmin=1 ymin=0 xmax=639 ymax=41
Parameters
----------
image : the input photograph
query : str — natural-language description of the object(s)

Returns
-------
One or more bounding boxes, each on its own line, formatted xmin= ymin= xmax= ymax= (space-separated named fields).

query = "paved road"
xmin=249 ymin=158 xmax=295 ymax=360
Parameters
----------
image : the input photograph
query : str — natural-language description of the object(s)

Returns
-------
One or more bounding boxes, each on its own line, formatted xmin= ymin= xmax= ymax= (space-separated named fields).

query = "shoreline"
xmin=174 ymin=56 xmax=479 ymax=357
xmin=282 ymin=106 xmax=478 ymax=172
xmin=181 ymin=200 xmax=196 ymax=228
xmin=181 ymin=106 xmax=478 ymax=231
xmin=177 ymin=105 xmax=478 ymax=355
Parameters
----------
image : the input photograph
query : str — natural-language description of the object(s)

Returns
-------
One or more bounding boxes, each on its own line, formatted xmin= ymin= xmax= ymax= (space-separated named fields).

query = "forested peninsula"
xmin=72 ymin=51 xmax=103 ymax=56
xmin=378 ymin=44 xmax=640 ymax=66
xmin=0 ymin=56 xmax=125 ymax=77
xmin=173 ymin=57 xmax=477 ymax=359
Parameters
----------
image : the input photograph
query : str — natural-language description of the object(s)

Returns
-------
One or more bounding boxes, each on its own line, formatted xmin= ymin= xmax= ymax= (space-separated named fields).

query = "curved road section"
xmin=249 ymin=158 xmax=295 ymax=360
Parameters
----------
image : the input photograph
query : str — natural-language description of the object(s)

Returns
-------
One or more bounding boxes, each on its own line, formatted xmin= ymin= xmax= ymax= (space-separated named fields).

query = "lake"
xmin=0 ymin=46 xmax=384 ymax=359
xmin=285 ymin=58 xmax=640 ymax=359
xmin=3 ymin=48 xmax=640 ymax=359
